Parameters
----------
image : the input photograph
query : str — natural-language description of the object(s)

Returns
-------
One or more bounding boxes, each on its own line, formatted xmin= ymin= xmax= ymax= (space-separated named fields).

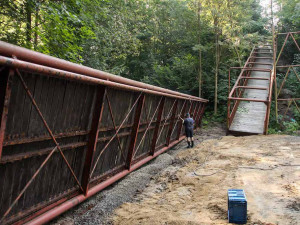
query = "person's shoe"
xmin=191 ymin=141 xmax=194 ymax=148
xmin=187 ymin=141 xmax=191 ymax=148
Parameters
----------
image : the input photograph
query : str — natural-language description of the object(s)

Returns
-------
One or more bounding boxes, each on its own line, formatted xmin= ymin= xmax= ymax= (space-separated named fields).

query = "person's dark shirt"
xmin=183 ymin=117 xmax=194 ymax=130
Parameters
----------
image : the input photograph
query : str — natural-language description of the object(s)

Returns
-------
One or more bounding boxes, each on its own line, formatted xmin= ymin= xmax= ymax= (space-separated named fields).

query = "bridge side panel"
xmin=0 ymin=70 xmax=97 ymax=223
xmin=0 ymin=68 xmax=207 ymax=224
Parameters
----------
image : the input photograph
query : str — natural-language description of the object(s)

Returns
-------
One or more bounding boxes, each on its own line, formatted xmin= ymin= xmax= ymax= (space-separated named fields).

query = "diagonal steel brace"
xmin=14 ymin=68 xmax=84 ymax=192
xmin=133 ymin=96 xmax=163 ymax=159
xmin=106 ymin=91 xmax=127 ymax=163
xmin=90 ymin=93 xmax=142 ymax=178
xmin=155 ymin=99 xmax=178 ymax=145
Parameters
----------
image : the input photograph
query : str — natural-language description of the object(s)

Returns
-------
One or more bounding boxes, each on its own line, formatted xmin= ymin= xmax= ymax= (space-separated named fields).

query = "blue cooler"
xmin=228 ymin=189 xmax=247 ymax=224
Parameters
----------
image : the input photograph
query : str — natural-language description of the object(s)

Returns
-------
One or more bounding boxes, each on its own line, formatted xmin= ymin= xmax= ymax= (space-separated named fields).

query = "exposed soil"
xmin=51 ymin=124 xmax=300 ymax=225
xmin=112 ymin=135 xmax=300 ymax=225
xmin=50 ymin=123 xmax=226 ymax=225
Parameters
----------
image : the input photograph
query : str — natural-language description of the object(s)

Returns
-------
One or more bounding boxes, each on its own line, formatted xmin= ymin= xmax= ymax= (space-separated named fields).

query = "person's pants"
xmin=185 ymin=129 xmax=193 ymax=138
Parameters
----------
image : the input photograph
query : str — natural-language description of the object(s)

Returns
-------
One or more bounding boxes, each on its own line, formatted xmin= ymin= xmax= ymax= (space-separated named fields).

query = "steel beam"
xmin=189 ymin=101 xmax=194 ymax=114
xmin=166 ymin=99 xmax=178 ymax=146
xmin=248 ymin=62 xmax=273 ymax=66
xmin=106 ymin=92 xmax=127 ymax=162
xmin=198 ymin=103 xmax=206 ymax=127
xmin=14 ymin=68 xmax=84 ymax=192
xmin=22 ymin=137 xmax=185 ymax=225
xmin=240 ymin=77 xmax=270 ymax=80
xmin=126 ymin=93 xmax=145 ymax=169
xmin=192 ymin=102 xmax=199 ymax=118
xmin=133 ymin=97 xmax=164 ymax=159
xmin=228 ymin=97 xmax=268 ymax=103
xmin=235 ymin=86 xmax=268 ymax=90
xmin=169 ymin=100 xmax=187 ymax=141
xmin=81 ymin=86 xmax=106 ymax=196
xmin=0 ymin=55 xmax=208 ymax=102
xmin=290 ymin=33 xmax=300 ymax=51
xmin=90 ymin=93 xmax=143 ymax=177
xmin=0 ymin=68 xmax=13 ymax=160
xmin=253 ymin=52 xmax=273 ymax=54
xmin=0 ymin=41 xmax=207 ymax=102
xmin=0 ymin=41 xmax=209 ymax=225
xmin=0 ymin=146 xmax=58 ymax=222
xmin=155 ymin=99 xmax=177 ymax=147
xmin=4 ymin=130 xmax=88 ymax=146
xmin=195 ymin=102 xmax=203 ymax=126
xmin=1 ymin=142 xmax=87 ymax=164
xmin=278 ymin=98 xmax=300 ymax=101
xmin=249 ymin=57 xmax=273 ymax=59
xmin=150 ymin=97 xmax=165 ymax=155
xmin=176 ymin=100 xmax=187 ymax=140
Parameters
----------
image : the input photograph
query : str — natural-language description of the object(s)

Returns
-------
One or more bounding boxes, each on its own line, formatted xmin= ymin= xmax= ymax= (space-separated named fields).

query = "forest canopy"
xmin=0 ymin=0 xmax=299 ymax=116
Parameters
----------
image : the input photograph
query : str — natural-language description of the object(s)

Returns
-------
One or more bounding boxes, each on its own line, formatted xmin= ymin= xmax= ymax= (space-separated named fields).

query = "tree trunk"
xmin=214 ymin=33 xmax=219 ymax=115
xmin=271 ymin=0 xmax=278 ymax=121
xmin=227 ymin=0 xmax=242 ymax=67
xmin=34 ymin=3 xmax=39 ymax=50
xmin=214 ymin=14 xmax=219 ymax=115
xmin=197 ymin=1 xmax=202 ymax=98
xmin=25 ymin=0 xmax=32 ymax=48
xmin=234 ymin=45 xmax=242 ymax=67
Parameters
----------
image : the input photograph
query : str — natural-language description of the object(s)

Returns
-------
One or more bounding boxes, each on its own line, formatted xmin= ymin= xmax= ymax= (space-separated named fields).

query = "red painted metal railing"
xmin=227 ymin=45 xmax=274 ymax=134
xmin=0 ymin=41 xmax=208 ymax=225
xmin=274 ymin=31 xmax=300 ymax=117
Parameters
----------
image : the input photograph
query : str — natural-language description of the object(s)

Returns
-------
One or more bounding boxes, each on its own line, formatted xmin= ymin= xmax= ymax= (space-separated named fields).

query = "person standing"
xmin=181 ymin=113 xmax=195 ymax=148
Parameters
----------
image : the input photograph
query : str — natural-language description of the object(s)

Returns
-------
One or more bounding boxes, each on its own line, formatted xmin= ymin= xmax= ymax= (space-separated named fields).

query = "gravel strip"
xmin=51 ymin=124 xmax=226 ymax=225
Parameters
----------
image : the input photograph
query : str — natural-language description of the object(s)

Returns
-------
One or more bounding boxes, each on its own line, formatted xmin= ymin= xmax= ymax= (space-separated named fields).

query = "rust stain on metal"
xmin=0 ymin=41 xmax=208 ymax=225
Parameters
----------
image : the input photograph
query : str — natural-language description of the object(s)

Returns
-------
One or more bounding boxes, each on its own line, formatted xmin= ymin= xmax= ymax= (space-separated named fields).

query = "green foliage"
xmin=143 ymin=54 xmax=198 ymax=94
xmin=268 ymin=102 xmax=300 ymax=135
xmin=276 ymin=0 xmax=300 ymax=32
xmin=202 ymin=104 xmax=227 ymax=127
xmin=1 ymin=0 xmax=292 ymax=126
xmin=38 ymin=1 xmax=95 ymax=62
xmin=272 ymin=0 xmax=300 ymax=134
xmin=269 ymin=119 xmax=300 ymax=135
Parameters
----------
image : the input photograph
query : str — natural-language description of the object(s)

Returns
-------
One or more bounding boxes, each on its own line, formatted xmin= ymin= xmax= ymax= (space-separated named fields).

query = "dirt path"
xmin=51 ymin=124 xmax=226 ymax=225
xmin=112 ymin=135 xmax=300 ymax=225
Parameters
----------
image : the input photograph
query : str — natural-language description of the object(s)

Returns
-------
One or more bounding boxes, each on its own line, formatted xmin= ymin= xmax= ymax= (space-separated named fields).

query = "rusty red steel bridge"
xmin=227 ymin=31 xmax=300 ymax=135
xmin=0 ymin=41 xmax=208 ymax=224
